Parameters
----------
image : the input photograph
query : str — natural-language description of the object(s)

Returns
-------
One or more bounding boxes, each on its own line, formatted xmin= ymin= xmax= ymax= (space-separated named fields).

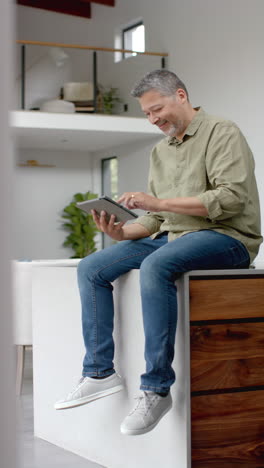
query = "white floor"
xmin=16 ymin=348 xmax=105 ymax=468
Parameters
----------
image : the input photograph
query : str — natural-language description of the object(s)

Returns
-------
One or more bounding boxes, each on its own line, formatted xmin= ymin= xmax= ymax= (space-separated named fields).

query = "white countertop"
xmin=14 ymin=259 xmax=81 ymax=267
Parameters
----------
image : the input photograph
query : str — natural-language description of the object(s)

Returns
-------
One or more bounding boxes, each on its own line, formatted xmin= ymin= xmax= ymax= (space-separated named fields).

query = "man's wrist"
xmin=157 ymin=198 xmax=167 ymax=211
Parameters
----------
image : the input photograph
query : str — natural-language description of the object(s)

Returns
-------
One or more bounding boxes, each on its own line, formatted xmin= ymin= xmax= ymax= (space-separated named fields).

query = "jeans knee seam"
xmin=90 ymin=250 xmax=152 ymax=281
xmin=184 ymin=246 xmax=249 ymax=271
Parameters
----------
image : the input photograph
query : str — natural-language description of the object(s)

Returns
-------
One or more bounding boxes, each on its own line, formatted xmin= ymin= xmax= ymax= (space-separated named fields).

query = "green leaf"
xmin=61 ymin=190 xmax=98 ymax=258
xmin=62 ymin=222 xmax=75 ymax=230
xmin=74 ymin=192 xmax=86 ymax=202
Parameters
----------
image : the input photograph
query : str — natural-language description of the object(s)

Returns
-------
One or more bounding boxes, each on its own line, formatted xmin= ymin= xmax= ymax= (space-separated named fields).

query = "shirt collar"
xmin=168 ymin=107 xmax=205 ymax=145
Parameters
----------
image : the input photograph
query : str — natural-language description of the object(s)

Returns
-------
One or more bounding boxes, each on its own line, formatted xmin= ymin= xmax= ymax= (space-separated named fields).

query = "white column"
xmin=0 ymin=0 xmax=16 ymax=467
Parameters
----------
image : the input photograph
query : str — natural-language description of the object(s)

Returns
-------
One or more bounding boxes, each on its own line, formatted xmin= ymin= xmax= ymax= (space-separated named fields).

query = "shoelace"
xmin=129 ymin=391 xmax=159 ymax=417
xmin=66 ymin=373 xmax=119 ymax=399
xmin=67 ymin=376 xmax=86 ymax=398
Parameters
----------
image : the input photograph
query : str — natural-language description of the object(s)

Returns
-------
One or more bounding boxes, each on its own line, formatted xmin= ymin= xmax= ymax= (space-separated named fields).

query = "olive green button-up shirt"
xmin=135 ymin=108 xmax=262 ymax=263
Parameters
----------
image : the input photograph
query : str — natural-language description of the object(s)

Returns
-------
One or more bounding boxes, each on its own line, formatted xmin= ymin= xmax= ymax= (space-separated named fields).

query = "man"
xmin=55 ymin=70 xmax=262 ymax=436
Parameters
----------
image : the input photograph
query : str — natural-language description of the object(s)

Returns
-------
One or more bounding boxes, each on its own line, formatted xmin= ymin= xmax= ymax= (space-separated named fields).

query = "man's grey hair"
xmin=131 ymin=69 xmax=189 ymax=100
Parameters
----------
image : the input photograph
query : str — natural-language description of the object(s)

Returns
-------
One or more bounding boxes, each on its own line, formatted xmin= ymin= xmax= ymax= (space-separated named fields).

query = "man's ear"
xmin=176 ymin=88 xmax=187 ymax=103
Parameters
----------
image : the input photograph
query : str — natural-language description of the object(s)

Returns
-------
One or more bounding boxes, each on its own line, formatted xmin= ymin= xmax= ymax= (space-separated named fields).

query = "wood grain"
xmin=191 ymin=322 xmax=264 ymax=390
xmin=191 ymin=323 xmax=264 ymax=360
xmin=191 ymin=391 xmax=264 ymax=467
xmin=190 ymin=278 xmax=264 ymax=321
xmin=191 ymin=357 xmax=264 ymax=391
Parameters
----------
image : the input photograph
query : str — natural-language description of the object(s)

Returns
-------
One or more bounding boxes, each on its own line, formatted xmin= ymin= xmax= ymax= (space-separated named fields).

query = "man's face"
xmin=139 ymin=89 xmax=186 ymax=137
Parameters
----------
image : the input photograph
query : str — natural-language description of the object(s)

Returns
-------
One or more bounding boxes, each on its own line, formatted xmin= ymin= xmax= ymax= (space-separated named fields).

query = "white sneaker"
xmin=54 ymin=372 xmax=124 ymax=410
xmin=120 ymin=391 xmax=172 ymax=435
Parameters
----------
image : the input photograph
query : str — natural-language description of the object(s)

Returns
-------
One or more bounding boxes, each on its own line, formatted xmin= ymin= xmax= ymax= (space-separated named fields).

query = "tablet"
xmin=76 ymin=195 xmax=138 ymax=223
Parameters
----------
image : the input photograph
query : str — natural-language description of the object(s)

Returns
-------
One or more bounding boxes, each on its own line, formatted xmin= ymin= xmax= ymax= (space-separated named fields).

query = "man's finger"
xmin=91 ymin=210 xmax=101 ymax=229
xmin=117 ymin=192 xmax=133 ymax=204
xmin=116 ymin=195 xmax=127 ymax=204
xmin=108 ymin=214 xmax=116 ymax=229
xmin=99 ymin=210 xmax=109 ymax=229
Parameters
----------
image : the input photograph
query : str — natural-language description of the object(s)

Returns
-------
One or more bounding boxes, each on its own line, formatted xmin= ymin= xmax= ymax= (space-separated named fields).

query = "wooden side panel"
xmin=82 ymin=0 xmax=115 ymax=5
xmin=191 ymin=323 xmax=264 ymax=361
xmin=17 ymin=0 xmax=92 ymax=18
xmin=191 ymin=322 xmax=264 ymax=391
xmin=190 ymin=278 xmax=264 ymax=321
xmin=191 ymin=391 xmax=264 ymax=467
xmin=191 ymin=357 xmax=264 ymax=391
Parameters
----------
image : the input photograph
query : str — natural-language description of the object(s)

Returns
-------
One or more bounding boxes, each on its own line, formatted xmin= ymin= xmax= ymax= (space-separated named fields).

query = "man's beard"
xmin=164 ymin=124 xmax=178 ymax=136
xmin=163 ymin=120 xmax=185 ymax=137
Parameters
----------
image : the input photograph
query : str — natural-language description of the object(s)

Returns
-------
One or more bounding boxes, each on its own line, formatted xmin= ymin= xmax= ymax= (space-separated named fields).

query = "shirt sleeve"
xmin=196 ymin=122 xmax=254 ymax=222
xmin=132 ymin=150 xmax=164 ymax=234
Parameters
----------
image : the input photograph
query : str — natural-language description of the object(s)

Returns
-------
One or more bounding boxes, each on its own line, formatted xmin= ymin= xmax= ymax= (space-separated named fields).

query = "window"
xmin=101 ymin=157 xmax=118 ymax=200
xmin=101 ymin=156 xmax=118 ymax=248
xmin=122 ymin=21 xmax=145 ymax=59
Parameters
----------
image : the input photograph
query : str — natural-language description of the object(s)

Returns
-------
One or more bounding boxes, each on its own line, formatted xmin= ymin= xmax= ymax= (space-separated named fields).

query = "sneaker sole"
xmin=54 ymin=384 xmax=124 ymax=410
xmin=120 ymin=402 xmax=172 ymax=436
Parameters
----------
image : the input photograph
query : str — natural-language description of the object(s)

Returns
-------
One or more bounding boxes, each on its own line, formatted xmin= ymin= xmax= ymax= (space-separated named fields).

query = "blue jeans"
xmin=77 ymin=230 xmax=250 ymax=393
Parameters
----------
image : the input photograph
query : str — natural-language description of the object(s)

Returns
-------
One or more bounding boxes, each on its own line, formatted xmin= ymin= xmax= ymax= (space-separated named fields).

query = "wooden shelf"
xmin=11 ymin=110 xmax=161 ymax=152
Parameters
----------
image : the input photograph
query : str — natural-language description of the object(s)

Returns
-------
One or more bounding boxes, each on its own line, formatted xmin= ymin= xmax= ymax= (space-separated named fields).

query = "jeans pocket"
xmin=230 ymin=244 xmax=250 ymax=268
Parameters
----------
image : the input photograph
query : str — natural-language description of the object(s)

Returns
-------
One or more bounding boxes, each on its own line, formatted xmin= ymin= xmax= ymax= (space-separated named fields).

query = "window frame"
xmin=101 ymin=156 xmax=118 ymax=249
xmin=122 ymin=20 xmax=144 ymax=60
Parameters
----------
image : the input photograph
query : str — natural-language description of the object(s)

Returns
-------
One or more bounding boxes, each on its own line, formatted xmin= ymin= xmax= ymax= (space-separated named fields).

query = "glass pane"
xmin=124 ymin=24 xmax=145 ymax=59
xmin=132 ymin=24 xmax=145 ymax=53
xmin=101 ymin=157 xmax=118 ymax=248
xmin=102 ymin=159 xmax=112 ymax=196
xmin=110 ymin=158 xmax=118 ymax=200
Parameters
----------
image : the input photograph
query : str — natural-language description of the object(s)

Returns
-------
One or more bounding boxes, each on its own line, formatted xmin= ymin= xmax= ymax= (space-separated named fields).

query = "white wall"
xmin=15 ymin=2 xmax=145 ymax=111
xmin=104 ymin=0 xmax=264 ymax=263
xmin=15 ymin=0 xmax=264 ymax=261
xmin=91 ymin=136 xmax=161 ymax=250
xmin=14 ymin=149 xmax=95 ymax=259
xmin=0 ymin=0 xmax=16 ymax=467
xmin=92 ymin=137 xmax=161 ymax=198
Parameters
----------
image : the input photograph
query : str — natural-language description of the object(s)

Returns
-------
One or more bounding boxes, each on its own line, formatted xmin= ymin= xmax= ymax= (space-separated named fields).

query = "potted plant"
xmin=62 ymin=191 xmax=98 ymax=258
xmin=99 ymin=86 xmax=121 ymax=114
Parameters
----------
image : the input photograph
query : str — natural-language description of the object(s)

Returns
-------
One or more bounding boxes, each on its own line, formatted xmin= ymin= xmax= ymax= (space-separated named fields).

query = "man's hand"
xmin=91 ymin=208 xmax=152 ymax=241
xmin=117 ymin=192 xmax=209 ymax=217
xmin=117 ymin=192 xmax=162 ymax=211
xmin=91 ymin=210 xmax=125 ymax=241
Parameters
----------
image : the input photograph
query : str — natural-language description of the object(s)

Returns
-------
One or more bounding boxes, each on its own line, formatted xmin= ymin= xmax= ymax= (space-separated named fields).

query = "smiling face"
xmin=139 ymin=88 xmax=193 ymax=139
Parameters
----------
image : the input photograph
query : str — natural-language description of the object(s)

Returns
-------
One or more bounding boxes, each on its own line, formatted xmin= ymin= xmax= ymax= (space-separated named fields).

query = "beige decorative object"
xmin=40 ymin=99 xmax=75 ymax=113
xmin=63 ymin=82 xmax=94 ymax=102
